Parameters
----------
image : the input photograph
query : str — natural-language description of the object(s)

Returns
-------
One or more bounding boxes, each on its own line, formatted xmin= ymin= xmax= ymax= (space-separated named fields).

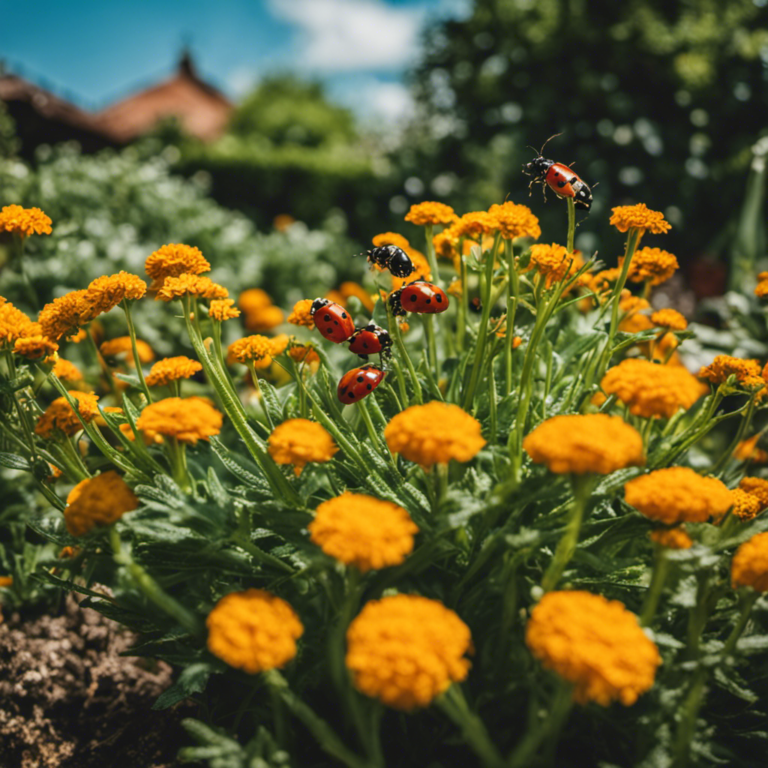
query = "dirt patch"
xmin=0 ymin=596 xmax=194 ymax=768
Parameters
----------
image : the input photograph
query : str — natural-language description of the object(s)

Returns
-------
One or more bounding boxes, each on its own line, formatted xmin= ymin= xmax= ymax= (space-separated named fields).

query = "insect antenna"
xmin=538 ymin=131 xmax=564 ymax=155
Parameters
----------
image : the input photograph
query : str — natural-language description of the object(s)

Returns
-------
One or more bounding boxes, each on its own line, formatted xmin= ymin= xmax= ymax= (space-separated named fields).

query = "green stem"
xmin=247 ymin=362 xmax=275 ymax=431
xmin=85 ymin=324 xmax=119 ymax=398
xmin=713 ymin=395 xmax=757 ymax=476
xmin=457 ymin=249 xmax=468 ymax=352
xmin=672 ymin=669 xmax=707 ymax=768
xmin=166 ymin=437 xmax=191 ymax=493
xmin=463 ymin=233 xmax=502 ymax=410
xmin=566 ymin=197 xmax=576 ymax=255
xmin=640 ymin=548 xmax=670 ymax=626
xmin=389 ymin=307 xmax=422 ymax=405
xmin=504 ymin=241 xmax=520 ymax=397
xmin=541 ymin=474 xmax=594 ymax=592
xmin=424 ymin=223 xmax=441 ymax=289
xmin=424 ymin=315 xmax=439 ymax=379
xmin=121 ymin=300 xmax=151 ymax=403
xmin=722 ymin=591 xmax=760 ymax=657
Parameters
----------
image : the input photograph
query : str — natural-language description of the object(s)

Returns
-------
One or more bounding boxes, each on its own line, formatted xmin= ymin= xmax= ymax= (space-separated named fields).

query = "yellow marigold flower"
xmin=244 ymin=305 xmax=284 ymax=332
xmin=136 ymin=397 xmax=223 ymax=444
xmin=735 ymin=435 xmax=768 ymax=464
xmin=287 ymin=343 xmax=320 ymax=369
xmin=156 ymin=274 xmax=228 ymax=302
xmin=610 ymin=204 xmax=671 ymax=236
xmin=346 ymin=595 xmax=471 ymax=710
xmin=372 ymin=232 xmax=410 ymax=250
xmin=527 ymin=243 xmax=585 ymax=288
xmin=239 ymin=288 xmax=272 ymax=313
xmin=651 ymin=308 xmax=687 ymax=330
xmin=0 ymin=299 xmax=36 ymax=346
xmin=452 ymin=211 xmax=497 ymax=240
xmin=384 ymin=402 xmax=486 ymax=469
xmin=600 ymin=359 xmax=705 ymax=419
xmin=624 ymin=467 xmax=731 ymax=524
xmin=487 ymin=202 xmax=541 ymax=240
xmin=0 ymin=576 xmax=13 ymax=588
xmin=145 ymin=356 xmax=203 ymax=387
xmin=269 ymin=334 xmax=290 ymax=356
xmin=267 ymin=418 xmax=337 ymax=475
xmin=619 ymin=312 xmax=654 ymax=334
xmin=526 ymin=591 xmax=660 ymax=707
xmin=650 ymin=527 xmax=693 ymax=549
xmin=100 ymin=336 xmax=155 ymax=364
xmin=14 ymin=334 xmax=58 ymax=359
xmin=209 ymin=298 xmax=241 ymax=321
xmin=287 ymin=299 xmax=315 ymax=329
xmin=732 ymin=533 xmax=768 ymax=591
xmin=590 ymin=268 xmax=621 ymax=293
xmin=206 ymin=589 xmax=304 ymax=674
xmin=228 ymin=335 xmax=275 ymax=368
xmin=729 ymin=489 xmax=763 ymax=522
xmin=524 ymin=414 xmax=644 ymax=475
xmin=309 ymin=492 xmax=418 ymax=572
xmin=433 ymin=229 xmax=459 ymax=260
xmin=392 ymin=250 xmax=432 ymax=291
xmin=404 ymin=201 xmax=458 ymax=227
xmin=51 ymin=357 xmax=82 ymax=382
xmin=699 ymin=356 xmax=763 ymax=388
xmin=67 ymin=328 xmax=87 ymax=343
xmin=739 ymin=477 xmax=768 ymax=510
xmin=38 ymin=289 xmax=95 ymax=341
xmin=619 ymin=293 xmax=650 ymax=315
xmin=623 ymin=247 xmax=679 ymax=286
xmin=145 ymin=243 xmax=210 ymax=288
xmin=755 ymin=280 xmax=768 ymax=299
xmin=0 ymin=204 xmax=52 ymax=237
xmin=64 ymin=471 xmax=138 ymax=536
xmin=85 ymin=272 xmax=147 ymax=317
xmin=35 ymin=391 xmax=99 ymax=438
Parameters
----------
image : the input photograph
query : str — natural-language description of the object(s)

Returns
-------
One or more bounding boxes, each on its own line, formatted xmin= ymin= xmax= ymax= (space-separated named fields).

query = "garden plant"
xmin=2 ymin=145 xmax=768 ymax=768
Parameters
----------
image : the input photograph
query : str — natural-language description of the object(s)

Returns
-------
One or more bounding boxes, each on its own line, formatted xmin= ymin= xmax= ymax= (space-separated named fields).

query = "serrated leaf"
xmin=713 ymin=667 xmax=758 ymax=703
xmin=153 ymin=662 xmax=213 ymax=710
xmin=210 ymin=436 xmax=270 ymax=492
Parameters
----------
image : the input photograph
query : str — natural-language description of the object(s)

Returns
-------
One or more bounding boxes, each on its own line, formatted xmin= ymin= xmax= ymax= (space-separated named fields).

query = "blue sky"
xmin=0 ymin=0 xmax=469 ymax=121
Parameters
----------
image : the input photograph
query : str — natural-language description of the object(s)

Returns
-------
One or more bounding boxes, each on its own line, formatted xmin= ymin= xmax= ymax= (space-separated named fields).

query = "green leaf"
xmin=210 ymin=436 xmax=270 ymax=492
xmin=153 ymin=662 xmax=213 ymax=710
xmin=713 ymin=667 xmax=758 ymax=703
xmin=0 ymin=452 xmax=32 ymax=471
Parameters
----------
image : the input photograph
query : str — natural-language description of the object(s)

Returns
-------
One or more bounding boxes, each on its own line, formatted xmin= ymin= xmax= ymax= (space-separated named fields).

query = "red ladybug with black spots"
xmin=522 ymin=134 xmax=592 ymax=211
xmin=311 ymin=298 xmax=355 ymax=343
xmin=389 ymin=280 xmax=449 ymax=317
xmin=348 ymin=323 xmax=392 ymax=361
xmin=337 ymin=364 xmax=386 ymax=404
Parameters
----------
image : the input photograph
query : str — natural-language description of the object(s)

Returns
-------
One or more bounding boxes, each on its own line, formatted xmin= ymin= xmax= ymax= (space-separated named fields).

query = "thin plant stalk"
xmin=566 ymin=197 xmax=576 ymax=255
xmin=640 ymin=547 xmax=671 ymax=626
xmin=121 ymin=299 xmax=152 ymax=403
xmin=504 ymin=240 xmax=520 ymax=396
xmin=86 ymin=324 xmax=119 ymax=398
xmin=423 ymin=315 xmax=439 ymax=379
xmin=388 ymin=307 xmax=423 ymax=405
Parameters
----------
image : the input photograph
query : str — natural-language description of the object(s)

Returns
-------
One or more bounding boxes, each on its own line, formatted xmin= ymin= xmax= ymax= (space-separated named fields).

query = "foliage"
xmin=0 ymin=101 xmax=20 ymax=159
xmin=406 ymin=0 xmax=768 ymax=264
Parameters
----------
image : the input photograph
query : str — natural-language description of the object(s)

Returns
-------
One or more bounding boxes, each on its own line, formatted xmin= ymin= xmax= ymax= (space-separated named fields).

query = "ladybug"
xmin=364 ymin=245 xmax=415 ymax=278
xmin=348 ymin=323 xmax=392 ymax=360
xmin=469 ymin=297 xmax=483 ymax=314
xmin=522 ymin=134 xmax=592 ymax=211
xmin=310 ymin=298 xmax=355 ymax=343
xmin=389 ymin=280 xmax=449 ymax=317
xmin=337 ymin=364 xmax=386 ymax=404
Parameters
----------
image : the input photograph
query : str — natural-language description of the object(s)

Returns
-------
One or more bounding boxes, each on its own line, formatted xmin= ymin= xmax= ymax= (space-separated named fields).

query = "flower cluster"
xmin=145 ymin=356 xmax=203 ymax=387
xmin=268 ymin=419 xmax=337 ymax=475
xmin=287 ymin=299 xmax=315 ymax=329
xmin=488 ymin=201 xmax=541 ymax=240
xmin=650 ymin=528 xmax=693 ymax=550
xmin=527 ymin=244 xmax=584 ymax=287
xmin=405 ymin=201 xmax=458 ymax=227
xmin=101 ymin=336 xmax=155 ymax=363
xmin=732 ymin=533 xmax=768 ymax=591
xmin=209 ymin=298 xmax=240 ymax=322
xmin=346 ymin=595 xmax=472 ymax=709
xmin=135 ymin=397 xmax=222 ymax=444
xmin=623 ymin=247 xmax=679 ymax=286
xmin=699 ymin=356 xmax=766 ymax=391
xmin=85 ymin=272 xmax=147 ymax=316
xmin=145 ymin=243 xmax=211 ymax=288
xmin=35 ymin=391 xmax=100 ymax=438
xmin=0 ymin=204 xmax=52 ymax=237
xmin=64 ymin=471 xmax=138 ymax=536
xmin=239 ymin=288 xmax=284 ymax=331
xmin=156 ymin=274 xmax=229 ymax=302
xmin=526 ymin=591 xmax=661 ymax=706
xmin=609 ymin=204 xmax=671 ymax=235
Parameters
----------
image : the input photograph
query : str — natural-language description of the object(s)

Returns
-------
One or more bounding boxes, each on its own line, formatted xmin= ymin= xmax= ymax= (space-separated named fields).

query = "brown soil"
xmin=0 ymin=596 xmax=194 ymax=768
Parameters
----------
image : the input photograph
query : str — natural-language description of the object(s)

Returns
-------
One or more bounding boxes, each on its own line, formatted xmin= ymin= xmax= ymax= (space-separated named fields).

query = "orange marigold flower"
xmin=447 ymin=279 xmax=463 ymax=298
xmin=243 ymin=304 xmax=284 ymax=332
xmin=526 ymin=591 xmax=660 ymax=707
xmin=228 ymin=335 xmax=275 ymax=368
xmin=136 ymin=397 xmax=223 ymax=444
xmin=268 ymin=418 xmax=337 ymax=475
xmin=346 ymin=595 xmax=471 ymax=710
xmin=433 ymin=229 xmax=459 ymax=260
xmin=738 ymin=477 xmax=768 ymax=510
xmin=650 ymin=527 xmax=693 ymax=549
xmin=85 ymin=272 xmax=147 ymax=316
xmin=100 ymin=336 xmax=155 ymax=364
xmin=156 ymin=274 xmax=228 ymax=302
xmin=64 ymin=471 xmax=138 ymax=536
xmin=729 ymin=489 xmax=763 ymax=522
xmin=0 ymin=204 xmax=52 ymax=237
xmin=287 ymin=343 xmax=320 ymax=369
xmin=67 ymin=328 xmax=87 ymax=343
xmin=0 ymin=299 xmax=36 ymax=346
xmin=372 ymin=232 xmax=410 ymax=250
xmin=622 ymin=247 xmax=679 ymax=286
xmin=610 ymin=204 xmax=671 ymax=235
xmin=239 ymin=288 xmax=272 ymax=313
xmin=309 ymin=492 xmax=418 ymax=572
xmin=145 ymin=356 xmax=203 ymax=387
xmin=336 ymin=282 xmax=375 ymax=313
xmin=600 ymin=358 xmax=705 ymax=419
xmin=209 ymin=298 xmax=241 ymax=321
xmin=624 ymin=467 xmax=731 ymax=524
xmin=384 ymin=402 xmax=486 ymax=469
xmin=404 ymin=201 xmax=458 ymax=227
xmin=273 ymin=214 xmax=296 ymax=231
xmin=35 ymin=391 xmax=100 ymax=438
xmin=527 ymin=243 xmax=585 ymax=288
xmin=619 ymin=312 xmax=654 ymax=334
xmin=487 ymin=202 xmax=541 ymax=240
xmin=14 ymin=334 xmax=58 ymax=359
xmin=287 ymin=299 xmax=315 ymax=329
xmin=58 ymin=546 xmax=78 ymax=558
xmin=651 ymin=308 xmax=687 ymax=331
xmin=145 ymin=244 xmax=210 ymax=288
xmin=732 ymin=533 xmax=768 ymax=591
xmin=699 ymin=355 xmax=764 ymax=391
xmin=269 ymin=334 xmax=290 ymax=356
xmin=38 ymin=289 xmax=95 ymax=341
xmin=735 ymin=435 xmax=768 ymax=464
xmin=51 ymin=357 xmax=82 ymax=382
xmin=0 ymin=576 xmax=13 ymax=588
xmin=452 ymin=211 xmax=497 ymax=240
xmin=524 ymin=414 xmax=644 ymax=474
xmin=619 ymin=293 xmax=651 ymax=315
xmin=206 ymin=589 xmax=304 ymax=674
xmin=755 ymin=280 xmax=768 ymax=299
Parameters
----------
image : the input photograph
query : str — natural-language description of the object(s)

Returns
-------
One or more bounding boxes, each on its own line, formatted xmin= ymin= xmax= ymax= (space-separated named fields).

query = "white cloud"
xmin=267 ymin=0 xmax=426 ymax=72
xmin=226 ymin=66 xmax=259 ymax=97
xmin=365 ymin=81 xmax=415 ymax=122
